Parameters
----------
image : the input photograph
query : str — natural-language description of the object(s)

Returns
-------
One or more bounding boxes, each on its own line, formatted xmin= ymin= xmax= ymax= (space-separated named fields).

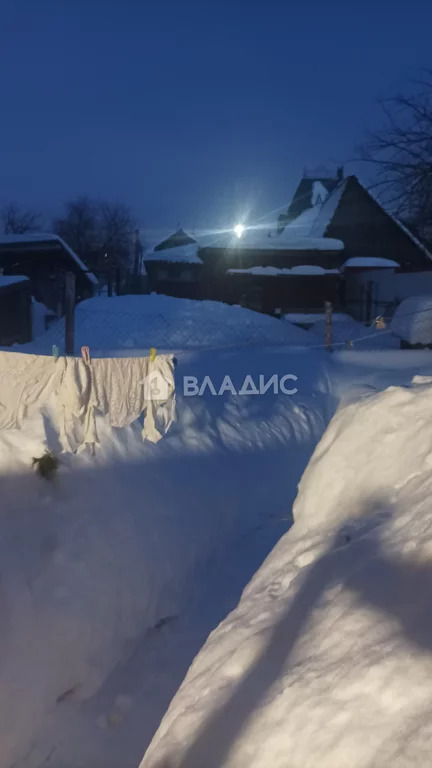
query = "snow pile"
xmin=391 ymin=295 xmax=432 ymax=345
xmin=310 ymin=316 xmax=399 ymax=349
xmin=32 ymin=299 xmax=51 ymax=338
xmin=141 ymin=377 xmax=432 ymax=768
xmin=23 ymin=294 xmax=317 ymax=353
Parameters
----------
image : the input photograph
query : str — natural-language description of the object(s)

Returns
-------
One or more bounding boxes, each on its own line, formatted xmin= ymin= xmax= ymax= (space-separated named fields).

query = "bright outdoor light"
xmin=234 ymin=223 xmax=245 ymax=238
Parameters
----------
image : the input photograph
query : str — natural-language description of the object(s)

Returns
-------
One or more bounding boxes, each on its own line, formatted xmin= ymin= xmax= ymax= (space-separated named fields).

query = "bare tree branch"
xmin=53 ymin=197 xmax=137 ymax=276
xmin=2 ymin=202 xmax=41 ymax=234
xmin=360 ymin=77 xmax=432 ymax=240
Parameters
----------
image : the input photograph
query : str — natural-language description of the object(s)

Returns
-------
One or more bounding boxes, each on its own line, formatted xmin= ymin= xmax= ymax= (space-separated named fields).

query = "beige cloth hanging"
xmin=0 ymin=350 xmax=176 ymax=452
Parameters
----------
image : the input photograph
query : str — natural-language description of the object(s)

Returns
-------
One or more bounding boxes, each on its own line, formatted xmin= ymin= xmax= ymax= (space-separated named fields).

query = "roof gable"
xmin=282 ymin=175 xmax=432 ymax=269
xmin=154 ymin=228 xmax=196 ymax=251
xmin=324 ymin=176 xmax=432 ymax=268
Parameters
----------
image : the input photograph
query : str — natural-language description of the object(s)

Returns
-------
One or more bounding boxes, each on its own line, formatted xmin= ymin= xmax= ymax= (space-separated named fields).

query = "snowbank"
xmin=32 ymin=299 xmax=50 ymax=338
xmin=22 ymin=294 xmax=316 ymax=354
xmin=141 ymin=377 xmax=432 ymax=768
xmin=391 ymin=295 xmax=432 ymax=345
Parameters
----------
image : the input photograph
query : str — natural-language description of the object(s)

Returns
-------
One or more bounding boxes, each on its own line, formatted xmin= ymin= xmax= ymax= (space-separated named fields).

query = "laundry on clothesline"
xmin=0 ymin=350 xmax=176 ymax=453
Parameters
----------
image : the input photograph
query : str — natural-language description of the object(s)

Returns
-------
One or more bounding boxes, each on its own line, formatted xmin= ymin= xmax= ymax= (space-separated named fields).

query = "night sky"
xmin=1 ymin=0 xmax=431 ymax=244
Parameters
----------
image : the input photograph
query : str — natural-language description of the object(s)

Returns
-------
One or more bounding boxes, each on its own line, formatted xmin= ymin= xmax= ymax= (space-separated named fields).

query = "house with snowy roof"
xmin=0 ymin=233 xmax=98 ymax=314
xmin=145 ymin=172 xmax=432 ymax=318
xmin=145 ymin=225 xmax=344 ymax=313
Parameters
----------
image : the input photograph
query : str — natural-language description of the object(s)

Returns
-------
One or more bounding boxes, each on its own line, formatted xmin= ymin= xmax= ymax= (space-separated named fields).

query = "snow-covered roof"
xmin=0 ymin=233 xmax=98 ymax=285
xmin=280 ymin=206 xmax=322 ymax=237
xmin=311 ymin=180 xmax=330 ymax=206
xmin=309 ymin=178 xmax=348 ymax=237
xmin=228 ymin=265 xmax=340 ymax=276
xmin=144 ymin=243 xmax=203 ymax=264
xmin=212 ymin=228 xmax=344 ymax=252
xmin=343 ymin=257 xmax=399 ymax=268
xmin=281 ymin=175 xmax=432 ymax=264
xmin=0 ymin=274 xmax=29 ymax=288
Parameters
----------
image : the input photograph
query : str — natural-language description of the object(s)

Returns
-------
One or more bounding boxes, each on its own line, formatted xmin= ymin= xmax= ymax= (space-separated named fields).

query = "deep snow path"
xmin=5 ymin=346 xmax=432 ymax=768
xmin=20 ymin=511 xmax=288 ymax=768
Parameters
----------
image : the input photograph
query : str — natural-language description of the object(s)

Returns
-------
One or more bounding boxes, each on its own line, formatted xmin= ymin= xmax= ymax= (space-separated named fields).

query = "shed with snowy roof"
xmin=0 ymin=233 xmax=97 ymax=313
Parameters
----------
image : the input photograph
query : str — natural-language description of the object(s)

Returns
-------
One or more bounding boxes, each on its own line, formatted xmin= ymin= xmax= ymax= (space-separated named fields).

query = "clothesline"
xmin=0 ymin=350 xmax=176 ymax=453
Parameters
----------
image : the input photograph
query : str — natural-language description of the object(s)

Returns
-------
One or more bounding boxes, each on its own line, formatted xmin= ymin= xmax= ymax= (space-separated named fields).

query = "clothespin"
xmin=346 ymin=340 xmax=354 ymax=349
xmin=81 ymin=346 xmax=91 ymax=365
xmin=375 ymin=316 xmax=386 ymax=330
xmin=150 ymin=347 xmax=157 ymax=362
xmin=52 ymin=344 xmax=60 ymax=363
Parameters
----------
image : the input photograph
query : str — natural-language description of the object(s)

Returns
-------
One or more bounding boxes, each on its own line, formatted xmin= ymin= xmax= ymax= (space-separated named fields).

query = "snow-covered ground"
xmin=0 ymin=296 xmax=335 ymax=768
xmin=309 ymin=315 xmax=399 ymax=349
xmin=141 ymin=363 xmax=432 ymax=768
xmin=3 ymin=294 xmax=432 ymax=768
xmin=20 ymin=294 xmax=316 ymax=355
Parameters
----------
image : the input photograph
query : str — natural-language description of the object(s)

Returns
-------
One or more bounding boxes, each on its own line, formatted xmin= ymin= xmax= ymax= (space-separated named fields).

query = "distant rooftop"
xmin=0 ymin=232 xmax=98 ymax=285
xmin=154 ymin=228 xmax=197 ymax=252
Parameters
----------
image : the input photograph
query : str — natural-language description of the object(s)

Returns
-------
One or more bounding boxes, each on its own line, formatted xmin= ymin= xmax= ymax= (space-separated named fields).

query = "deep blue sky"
xmin=0 ymin=0 xmax=431 ymax=244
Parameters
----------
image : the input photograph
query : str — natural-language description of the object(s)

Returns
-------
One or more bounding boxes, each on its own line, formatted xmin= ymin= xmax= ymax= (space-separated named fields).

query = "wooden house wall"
xmin=326 ymin=177 xmax=432 ymax=270
xmin=0 ymin=281 xmax=32 ymax=345
xmin=199 ymin=246 xmax=345 ymax=272
xmin=225 ymin=274 xmax=341 ymax=314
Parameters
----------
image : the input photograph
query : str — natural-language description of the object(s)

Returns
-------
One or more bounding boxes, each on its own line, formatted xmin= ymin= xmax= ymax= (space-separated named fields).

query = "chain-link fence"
xmin=32 ymin=300 xmax=314 ymax=354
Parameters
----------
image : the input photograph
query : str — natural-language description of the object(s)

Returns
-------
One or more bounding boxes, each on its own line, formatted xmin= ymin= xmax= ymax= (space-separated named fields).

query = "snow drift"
xmin=391 ymin=294 xmax=432 ymax=345
xmin=23 ymin=295 xmax=316 ymax=354
xmin=141 ymin=377 xmax=432 ymax=768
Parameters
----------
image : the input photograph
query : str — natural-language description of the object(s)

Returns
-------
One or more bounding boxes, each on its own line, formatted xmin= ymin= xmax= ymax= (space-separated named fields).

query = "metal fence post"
xmin=325 ymin=301 xmax=333 ymax=350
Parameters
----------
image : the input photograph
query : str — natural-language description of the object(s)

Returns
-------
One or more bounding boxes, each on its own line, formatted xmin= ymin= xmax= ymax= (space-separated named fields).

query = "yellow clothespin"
xmin=150 ymin=347 xmax=157 ymax=362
